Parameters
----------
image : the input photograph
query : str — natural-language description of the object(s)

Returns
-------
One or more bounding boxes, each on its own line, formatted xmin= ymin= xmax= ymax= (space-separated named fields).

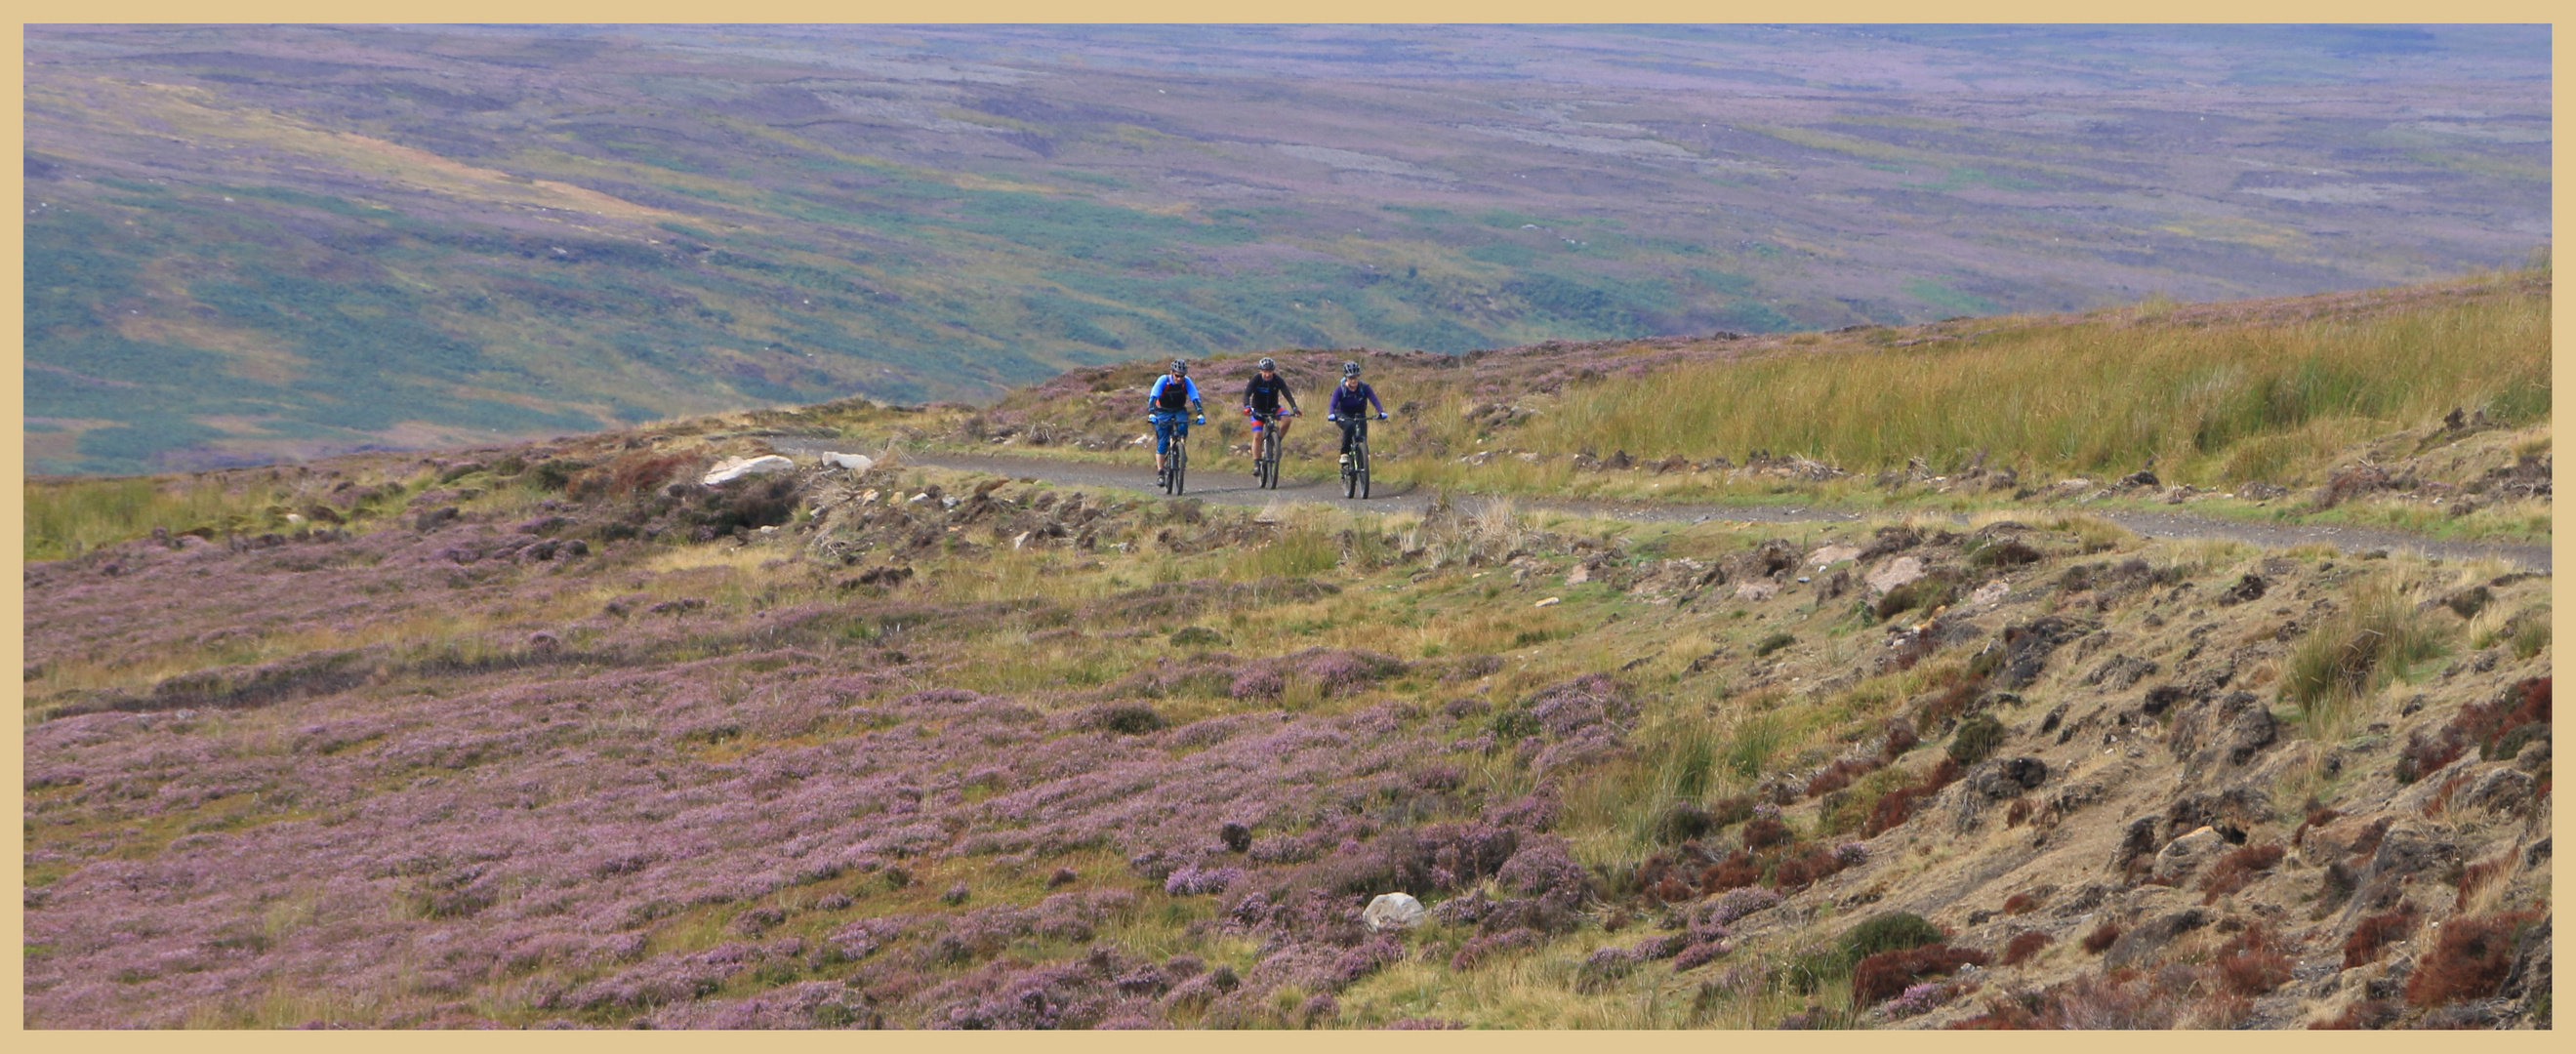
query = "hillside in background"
xmin=23 ymin=23 xmax=2551 ymax=474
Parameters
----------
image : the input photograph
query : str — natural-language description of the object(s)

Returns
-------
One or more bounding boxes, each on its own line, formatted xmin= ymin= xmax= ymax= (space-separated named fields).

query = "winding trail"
xmin=795 ymin=444 xmax=2553 ymax=573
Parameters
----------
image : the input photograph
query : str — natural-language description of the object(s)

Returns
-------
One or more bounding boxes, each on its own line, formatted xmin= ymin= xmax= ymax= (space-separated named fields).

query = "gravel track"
xmin=784 ymin=444 xmax=2551 ymax=574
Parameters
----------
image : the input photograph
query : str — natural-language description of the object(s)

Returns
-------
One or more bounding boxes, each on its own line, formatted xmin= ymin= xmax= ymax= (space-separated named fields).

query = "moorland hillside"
xmin=20 ymin=275 xmax=2552 ymax=1029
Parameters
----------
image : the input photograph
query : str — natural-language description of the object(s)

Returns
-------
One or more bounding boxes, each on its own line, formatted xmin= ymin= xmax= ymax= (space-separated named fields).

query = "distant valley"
xmin=22 ymin=23 xmax=2551 ymax=474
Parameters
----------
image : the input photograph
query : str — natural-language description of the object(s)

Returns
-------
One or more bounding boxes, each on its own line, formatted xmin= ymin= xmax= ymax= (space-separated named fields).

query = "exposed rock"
xmin=2499 ymin=916 xmax=2552 ymax=1022
xmin=2105 ymin=908 xmax=2208 ymax=969
xmin=1362 ymin=893 xmax=1426 ymax=933
xmin=1865 ymin=555 xmax=1926 ymax=596
xmin=2216 ymin=574 xmax=2268 ymax=605
xmin=2463 ymin=767 xmax=2538 ymax=816
xmin=1997 ymin=617 xmax=2094 ymax=689
xmin=2152 ymin=826 xmax=2227 ymax=883
xmin=1968 ymin=580 xmax=2011 ymax=608
xmin=1806 ymin=544 xmax=1860 ymax=569
xmin=821 ymin=452 xmax=877 ymax=472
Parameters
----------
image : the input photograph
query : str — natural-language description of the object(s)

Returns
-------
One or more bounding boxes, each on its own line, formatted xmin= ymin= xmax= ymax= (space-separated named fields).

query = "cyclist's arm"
xmin=1146 ymin=376 xmax=1167 ymax=413
xmin=1367 ymin=385 xmax=1386 ymax=415
xmin=1187 ymin=379 xmax=1206 ymax=412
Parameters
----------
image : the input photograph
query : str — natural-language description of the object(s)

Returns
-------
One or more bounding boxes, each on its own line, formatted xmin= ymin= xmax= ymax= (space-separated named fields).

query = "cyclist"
xmin=1241 ymin=356 xmax=1301 ymax=466
xmin=1325 ymin=360 xmax=1387 ymax=466
xmin=1145 ymin=359 xmax=1206 ymax=485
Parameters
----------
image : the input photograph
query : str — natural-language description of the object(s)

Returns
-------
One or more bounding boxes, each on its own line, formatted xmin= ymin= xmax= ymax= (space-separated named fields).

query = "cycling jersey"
xmin=1149 ymin=375 xmax=1202 ymax=412
xmin=1244 ymin=374 xmax=1296 ymax=414
xmin=1328 ymin=382 xmax=1383 ymax=419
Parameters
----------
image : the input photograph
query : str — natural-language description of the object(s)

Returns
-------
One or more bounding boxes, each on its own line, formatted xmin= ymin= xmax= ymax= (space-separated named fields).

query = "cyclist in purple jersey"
xmin=1325 ymin=361 xmax=1387 ymax=465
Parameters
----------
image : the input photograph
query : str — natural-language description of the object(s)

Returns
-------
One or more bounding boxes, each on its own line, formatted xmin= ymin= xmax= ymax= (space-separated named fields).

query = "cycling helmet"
xmin=1258 ymin=357 xmax=1276 ymax=370
xmin=1342 ymin=361 xmax=1361 ymax=377
xmin=1170 ymin=359 xmax=1188 ymax=374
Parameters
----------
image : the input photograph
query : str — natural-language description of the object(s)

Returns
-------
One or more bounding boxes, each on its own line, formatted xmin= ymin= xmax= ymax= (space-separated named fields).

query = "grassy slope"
xmin=882 ymin=271 xmax=2552 ymax=544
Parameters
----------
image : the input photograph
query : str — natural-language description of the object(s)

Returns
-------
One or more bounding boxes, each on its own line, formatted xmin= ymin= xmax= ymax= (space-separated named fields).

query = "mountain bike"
xmin=1336 ymin=414 xmax=1384 ymax=499
xmin=1250 ymin=409 xmax=1289 ymax=489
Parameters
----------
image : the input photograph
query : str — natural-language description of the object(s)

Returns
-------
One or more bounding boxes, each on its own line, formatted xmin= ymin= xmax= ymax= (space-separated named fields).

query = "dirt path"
xmin=793 ymin=444 xmax=2552 ymax=573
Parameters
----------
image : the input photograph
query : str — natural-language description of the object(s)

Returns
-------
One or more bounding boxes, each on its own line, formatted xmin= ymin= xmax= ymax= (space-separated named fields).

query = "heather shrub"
xmin=1841 ymin=912 xmax=1945 ymax=967
xmin=1654 ymin=800 xmax=1716 ymax=845
xmin=2215 ymin=926 xmax=2292 ymax=995
xmin=1575 ymin=946 xmax=1640 ymax=992
xmin=1164 ymin=864 xmax=1244 ymax=896
xmin=1740 ymin=816 xmax=1794 ymax=850
xmin=1858 ymin=758 xmax=1961 ymax=836
xmin=1852 ymin=945 xmax=1989 ymax=1004
xmin=2341 ymin=905 xmax=2427 ymax=970
xmin=2199 ymin=843 xmax=2285 ymax=902
xmin=2001 ymin=930 xmax=2052 ymax=966
xmin=1450 ymin=927 xmax=1544 ymax=971
xmin=1948 ymin=713 xmax=2006 ymax=766
xmin=2082 ymin=921 xmax=2122 ymax=953
xmin=1802 ymin=755 xmax=1880 ymax=798
xmin=1227 ymin=667 xmax=1285 ymax=700
xmin=1080 ymin=702 xmax=1165 ymax=735
xmin=2404 ymin=908 xmax=2544 ymax=1006
xmin=1881 ymin=980 xmax=1955 ymax=1019
xmin=1770 ymin=844 xmax=1855 ymax=892
xmin=1672 ymin=940 xmax=1734 ymax=972
xmin=1494 ymin=835 xmax=1591 ymax=902
xmin=1328 ymin=938 xmax=1407 ymax=990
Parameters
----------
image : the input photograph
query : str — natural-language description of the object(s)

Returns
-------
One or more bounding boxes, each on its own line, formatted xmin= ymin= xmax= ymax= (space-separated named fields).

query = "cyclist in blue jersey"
xmin=1145 ymin=359 xmax=1206 ymax=485
xmin=1326 ymin=360 xmax=1387 ymax=466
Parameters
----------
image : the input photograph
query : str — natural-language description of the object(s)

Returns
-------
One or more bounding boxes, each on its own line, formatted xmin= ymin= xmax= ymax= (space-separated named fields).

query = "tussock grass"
xmin=1515 ymin=282 xmax=2547 ymax=484
xmin=2284 ymin=577 xmax=2452 ymax=742
xmin=25 ymin=475 xmax=303 ymax=561
xmin=1565 ymin=713 xmax=1737 ymax=861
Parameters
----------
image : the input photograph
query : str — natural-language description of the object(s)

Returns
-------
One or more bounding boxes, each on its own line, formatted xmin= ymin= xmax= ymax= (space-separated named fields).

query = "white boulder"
xmin=821 ymin=451 xmax=876 ymax=472
xmin=1362 ymin=892 xmax=1426 ymax=933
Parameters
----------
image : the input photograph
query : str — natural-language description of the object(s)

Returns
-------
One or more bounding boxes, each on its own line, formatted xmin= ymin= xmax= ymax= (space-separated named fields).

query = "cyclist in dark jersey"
xmin=1145 ymin=359 xmax=1206 ymax=484
xmin=1241 ymin=357 xmax=1300 ymax=466
xmin=1326 ymin=360 xmax=1387 ymax=465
